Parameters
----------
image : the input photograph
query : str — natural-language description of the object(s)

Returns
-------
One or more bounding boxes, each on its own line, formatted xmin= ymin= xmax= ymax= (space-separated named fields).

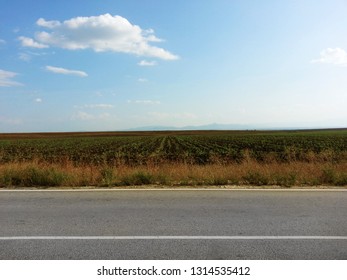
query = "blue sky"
xmin=1 ymin=0 xmax=347 ymax=132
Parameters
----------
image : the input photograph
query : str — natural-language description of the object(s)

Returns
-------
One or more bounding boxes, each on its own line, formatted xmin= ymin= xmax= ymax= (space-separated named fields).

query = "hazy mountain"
xmin=126 ymin=123 xmax=261 ymax=131
xmin=125 ymin=123 xmax=334 ymax=131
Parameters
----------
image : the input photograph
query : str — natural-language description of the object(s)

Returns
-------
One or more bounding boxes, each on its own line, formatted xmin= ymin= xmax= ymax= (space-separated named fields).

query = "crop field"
xmin=0 ymin=129 xmax=347 ymax=187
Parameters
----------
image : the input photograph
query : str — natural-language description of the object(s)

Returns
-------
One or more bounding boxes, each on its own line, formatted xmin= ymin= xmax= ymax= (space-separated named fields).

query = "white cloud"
xmin=138 ymin=78 xmax=148 ymax=82
xmin=138 ymin=60 xmax=157 ymax=66
xmin=72 ymin=111 xmax=95 ymax=121
xmin=312 ymin=47 xmax=347 ymax=66
xmin=0 ymin=69 xmax=22 ymax=87
xmin=85 ymin=104 xmax=114 ymax=109
xmin=128 ymin=100 xmax=160 ymax=105
xmin=18 ymin=50 xmax=53 ymax=62
xmin=0 ymin=39 xmax=6 ymax=45
xmin=19 ymin=14 xmax=178 ymax=60
xmin=72 ymin=111 xmax=111 ymax=121
xmin=35 ymin=98 xmax=42 ymax=103
xmin=18 ymin=52 xmax=32 ymax=62
xmin=37 ymin=18 xmax=61 ymax=28
xmin=45 ymin=66 xmax=88 ymax=77
xmin=18 ymin=36 xmax=49 ymax=49
xmin=75 ymin=104 xmax=114 ymax=109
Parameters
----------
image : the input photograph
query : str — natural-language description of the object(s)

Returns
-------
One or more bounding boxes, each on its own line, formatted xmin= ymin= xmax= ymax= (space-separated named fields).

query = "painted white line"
xmin=1 ymin=236 xmax=347 ymax=240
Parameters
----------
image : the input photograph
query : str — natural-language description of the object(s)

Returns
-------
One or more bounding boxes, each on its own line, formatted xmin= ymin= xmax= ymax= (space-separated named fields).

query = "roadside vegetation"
xmin=0 ymin=129 xmax=346 ymax=187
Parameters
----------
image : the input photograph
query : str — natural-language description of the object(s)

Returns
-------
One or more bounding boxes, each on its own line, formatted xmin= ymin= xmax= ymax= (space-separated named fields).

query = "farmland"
xmin=0 ymin=129 xmax=347 ymax=187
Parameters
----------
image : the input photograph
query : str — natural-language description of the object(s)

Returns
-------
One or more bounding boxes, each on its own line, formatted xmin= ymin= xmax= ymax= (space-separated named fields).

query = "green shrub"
xmin=208 ymin=177 xmax=228 ymax=185
xmin=0 ymin=167 xmax=66 ymax=187
xmin=0 ymin=169 xmax=22 ymax=186
xmin=320 ymin=168 xmax=337 ymax=184
xmin=273 ymin=173 xmax=297 ymax=187
xmin=100 ymin=167 xmax=115 ymax=186
xmin=156 ymin=173 xmax=169 ymax=185
xmin=336 ymin=173 xmax=347 ymax=186
xmin=243 ymin=171 xmax=269 ymax=185
xmin=121 ymin=171 xmax=154 ymax=185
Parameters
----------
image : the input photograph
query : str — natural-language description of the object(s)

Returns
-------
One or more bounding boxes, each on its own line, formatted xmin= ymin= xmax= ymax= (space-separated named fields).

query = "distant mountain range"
xmin=126 ymin=123 xmax=312 ymax=131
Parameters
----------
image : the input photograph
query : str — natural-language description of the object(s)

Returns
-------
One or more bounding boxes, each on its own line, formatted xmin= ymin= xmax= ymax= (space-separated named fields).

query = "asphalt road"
xmin=0 ymin=189 xmax=346 ymax=259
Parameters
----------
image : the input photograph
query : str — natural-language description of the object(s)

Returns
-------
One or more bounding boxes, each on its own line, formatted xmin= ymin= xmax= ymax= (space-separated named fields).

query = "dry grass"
xmin=1 ymin=160 xmax=346 ymax=188
xmin=2 ymin=129 xmax=346 ymax=188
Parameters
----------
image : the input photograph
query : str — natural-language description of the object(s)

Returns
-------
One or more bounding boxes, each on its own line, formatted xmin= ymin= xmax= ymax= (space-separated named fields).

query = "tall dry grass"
xmin=1 ymin=159 xmax=346 ymax=187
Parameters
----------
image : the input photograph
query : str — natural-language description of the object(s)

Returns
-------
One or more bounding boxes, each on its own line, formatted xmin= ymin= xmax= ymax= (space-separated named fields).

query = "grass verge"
xmin=0 ymin=160 xmax=347 ymax=188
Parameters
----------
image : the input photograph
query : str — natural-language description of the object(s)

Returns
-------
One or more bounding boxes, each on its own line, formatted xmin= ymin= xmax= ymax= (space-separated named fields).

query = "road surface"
xmin=0 ymin=189 xmax=346 ymax=259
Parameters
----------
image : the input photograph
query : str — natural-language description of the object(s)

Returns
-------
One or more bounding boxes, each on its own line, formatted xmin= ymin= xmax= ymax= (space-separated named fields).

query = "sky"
xmin=1 ymin=0 xmax=347 ymax=132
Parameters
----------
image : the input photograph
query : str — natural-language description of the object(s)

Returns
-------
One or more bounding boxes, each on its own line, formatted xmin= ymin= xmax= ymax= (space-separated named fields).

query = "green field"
xmin=1 ymin=129 xmax=347 ymax=187
xmin=1 ymin=129 xmax=347 ymax=165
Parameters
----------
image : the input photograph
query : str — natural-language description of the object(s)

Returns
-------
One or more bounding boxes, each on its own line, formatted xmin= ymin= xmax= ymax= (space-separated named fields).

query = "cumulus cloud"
xmin=18 ymin=36 xmax=48 ymax=49
xmin=312 ymin=48 xmax=347 ymax=66
xmin=37 ymin=18 xmax=61 ymax=28
xmin=0 ymin=69 xmax=22 ymax=87
xmin=138 ymin=60 xmax=157 ymax=66
xmin=19 ymin=14 xmax=178 ymax=60
xmin=45 ymin=66 xmax=88 ymax=77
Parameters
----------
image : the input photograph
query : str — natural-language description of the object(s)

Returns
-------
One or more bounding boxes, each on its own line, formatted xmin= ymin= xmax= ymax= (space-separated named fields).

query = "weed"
xmin=336 ymin=173 xmax=347 ymax=186
xmin=100 ymin=167 xmax=115 ymax=186
xmin=208 ymin=176 xmax=228 ymax=185
xmin=320 ymin=168 xmax=337 ymax=184
xmin=121 ymin=171 xmax=154 ymax=185
xmin=0 ymin=166 xmax=66 ymax=187
xmin=273 ymin=173 xmax=297 ymax=187
xmin=243 ymin=171 xmax=269 ymax=185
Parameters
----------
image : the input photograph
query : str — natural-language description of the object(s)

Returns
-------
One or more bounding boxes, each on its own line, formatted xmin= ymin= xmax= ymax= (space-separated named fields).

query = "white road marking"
xmin=1 ymin=236 xmax=347 ymax=240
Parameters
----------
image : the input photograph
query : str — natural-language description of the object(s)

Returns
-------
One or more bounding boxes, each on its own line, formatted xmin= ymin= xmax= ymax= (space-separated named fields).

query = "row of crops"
xmin=1 ymin=130 xmax=347 ymax=165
